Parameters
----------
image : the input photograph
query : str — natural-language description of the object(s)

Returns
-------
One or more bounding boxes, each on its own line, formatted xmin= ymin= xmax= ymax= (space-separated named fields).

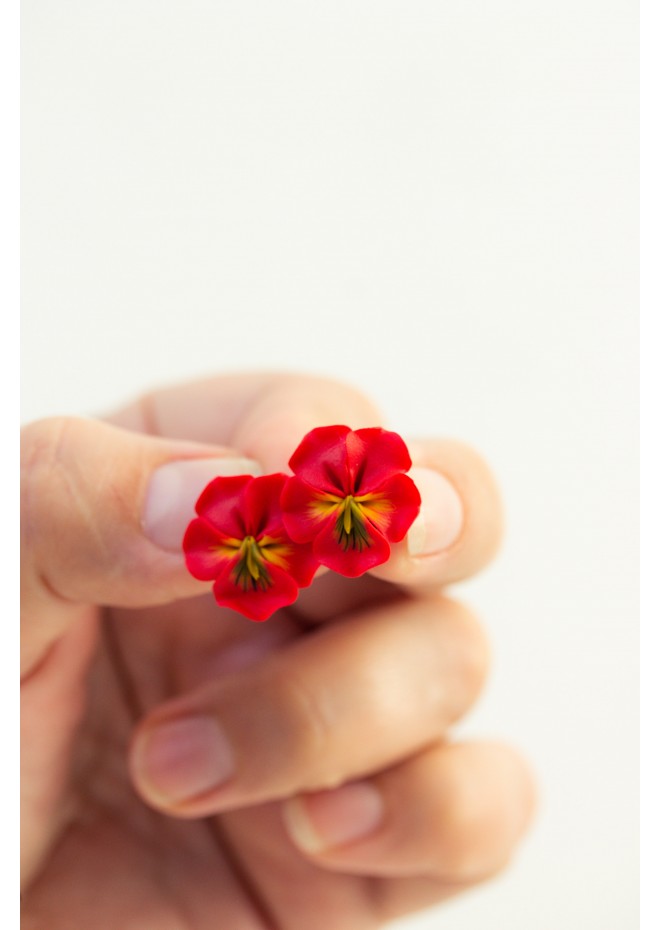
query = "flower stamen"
xmin=335 ymin=496 xmax=372 ymax=551
xmin=234 ymin=535 xmax=272 ymax=591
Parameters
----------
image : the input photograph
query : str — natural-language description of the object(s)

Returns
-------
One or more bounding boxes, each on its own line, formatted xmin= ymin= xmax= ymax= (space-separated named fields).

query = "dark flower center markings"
xmin=336 ymin=496 xmax=372 ymax=551
xmin=232 ymin=535 xmax=272 ymax=591
xmin=308 ymin=492 xmax=395 ymax=551
xmin=227 ymin=534 xmax=295 ymax=591
xmin=184 ymin=472 xmax=319 ymax=621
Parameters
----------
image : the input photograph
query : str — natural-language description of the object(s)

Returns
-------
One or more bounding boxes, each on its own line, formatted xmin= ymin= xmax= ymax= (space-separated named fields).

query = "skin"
xmin=21 ymin=373 xmax=535 ymax=930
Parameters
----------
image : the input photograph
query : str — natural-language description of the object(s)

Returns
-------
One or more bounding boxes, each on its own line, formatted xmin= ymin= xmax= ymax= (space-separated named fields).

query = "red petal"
xmin=182 ymin=518 xmax=234 ymax=581
xmin=366 ymin=473 xmax=421 ymax=542
xmin=312 ymin=519 xmax=391 ymax=577
xmin=288 ymin=425 xmax=352 ymax=494
xmin=277 ymin=541 xmax=319 ymax=588
xmin=243 ymin=473 xmax=288 ymax=537
xmin=280 ymin=475 xmax=335 ymax=542
xmin=212 ymin=561 xmax=300 ymax=622
xmin=258 ymin=534 xmax=320 ymax=588
xmin=349 ymin=428 xmax=413 ymax=492
xmin=248 ymin=475 xmax=321 ymax=585
xmin=194 ymin=475 xmax=252 ymax=536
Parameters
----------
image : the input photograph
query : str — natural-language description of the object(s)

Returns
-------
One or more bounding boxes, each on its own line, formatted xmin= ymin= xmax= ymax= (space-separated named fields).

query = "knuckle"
xmin=20 ymin=417 xmax=106 ymax=594
xmin=21 ymin=417 xmax=81 ymax=534
xmin=231 ymin=374 xmax=382 ymax=468
xmin=278 ymin=374 xmax=381 ymax=420
xmin=21 ymin=416 xmax=78 ymax=474
xmin=20 ymin=418 xmax=85 ymax=599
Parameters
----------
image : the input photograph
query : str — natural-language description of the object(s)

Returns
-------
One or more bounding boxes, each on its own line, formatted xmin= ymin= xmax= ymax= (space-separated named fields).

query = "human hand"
xmin=21 ymin=373 xmax=535 ymax=929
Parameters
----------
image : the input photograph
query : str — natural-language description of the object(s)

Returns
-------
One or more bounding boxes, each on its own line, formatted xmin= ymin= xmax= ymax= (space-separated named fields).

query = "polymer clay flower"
xmin=183 ymin=473 xmax=318 ymax=621
xmin=281 ymin=425 xmax=421 ymax=577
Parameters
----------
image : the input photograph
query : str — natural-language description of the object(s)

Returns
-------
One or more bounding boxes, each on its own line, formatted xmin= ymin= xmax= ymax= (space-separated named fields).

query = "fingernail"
xmin=282 ymin=782 xmax=384 ymax=853
xmin=144 ymin=457 xmax=261 ymax=551
xmin=407 ymin=467 xmax=464 ymax=558
xmin=133 ymin=716 xmax=235 ymax=804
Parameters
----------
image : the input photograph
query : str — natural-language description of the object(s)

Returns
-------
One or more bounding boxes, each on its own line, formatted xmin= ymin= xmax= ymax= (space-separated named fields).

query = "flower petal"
xmin=245 ymin=473 xmax=320 ymax=586
xmin=182 ymin=518 xmax=237 ymax=581
xmin=362 ymin=473 xmax=421 ymax=542
xmin=286 ymin=549 xmax=319 ymax=587
xmin=195 ymin=475 xmax=252 ymax=536
xmin=280 ymin=475 xmax=338 ymax=542
xmin=288 ymin=425 xmax=352 ymax=494
xmin=212 ymin=561 xmax=300 ymax=622
xmin=312 ymin=517 xmax=391 ymax=577
xmin=243 ymin=473 xmax=288 ymax=537
xmin=349 ymin=428 xmax=413 ymax=492
xmin=258 ymin=537 xmax=320 ymax=588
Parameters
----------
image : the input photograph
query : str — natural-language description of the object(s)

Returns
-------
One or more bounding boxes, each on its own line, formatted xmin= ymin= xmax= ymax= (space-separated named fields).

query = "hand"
xmin=21 ymin=373 xmax=535 ymax=929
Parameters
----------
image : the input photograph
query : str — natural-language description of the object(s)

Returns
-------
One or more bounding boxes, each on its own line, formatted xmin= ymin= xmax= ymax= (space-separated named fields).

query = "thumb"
xmin=21 ymin=416 xmax=260 ymax=675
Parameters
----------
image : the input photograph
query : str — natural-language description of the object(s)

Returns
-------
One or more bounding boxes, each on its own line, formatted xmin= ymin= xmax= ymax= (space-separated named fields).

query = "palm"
xmin=22 ymin=590 xmax=387 ymax=930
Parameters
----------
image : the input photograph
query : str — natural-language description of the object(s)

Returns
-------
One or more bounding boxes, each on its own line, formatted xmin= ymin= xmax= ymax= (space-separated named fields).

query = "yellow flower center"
xmin=232 ymin=536 xmax=269 ymax=591
xmin=309 ymin=492 xmax=395 ymax=551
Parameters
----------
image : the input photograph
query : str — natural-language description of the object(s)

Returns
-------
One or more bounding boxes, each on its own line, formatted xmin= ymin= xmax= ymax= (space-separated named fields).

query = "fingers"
xmin=108 ymin=374 xmax=503 ymax=592
xmin=20 ymin=416 xmax=259 ymax=673
xmin=106 ymin=372 xmax=382 ymax=473
xmin=129 ymin=595 xmax=489 ymax=815
xmin=22 ymin=376 xmax=382 ymax=672
xmin=372 ymin=439 xmax=504 ymax=588
xmin=281 ymin=741 xmax=536 ymax=888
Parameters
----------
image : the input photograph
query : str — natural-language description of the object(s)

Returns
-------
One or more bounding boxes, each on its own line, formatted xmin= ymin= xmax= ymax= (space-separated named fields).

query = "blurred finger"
xmin=129 ymin=596 xmax=489 ymax=816
xmin=105 ymin=372 xmax=382 ymax=473
xmin=281 ymin=740 xmax=536 ymax=887
xmin=20 ymin=416 xmax=259 ymax=673
xmin=371 ymin=439 xmax=504 ymax=589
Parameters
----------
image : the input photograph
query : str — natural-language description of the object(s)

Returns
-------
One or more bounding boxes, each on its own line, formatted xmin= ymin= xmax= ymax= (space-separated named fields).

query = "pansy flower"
xmin=183 ymin=473 xmax=318 ymax=621
xmin=280 ymin=425 xmax=421 ymax=577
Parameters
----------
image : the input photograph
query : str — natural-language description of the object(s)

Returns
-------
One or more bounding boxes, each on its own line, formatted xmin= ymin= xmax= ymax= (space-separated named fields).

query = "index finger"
xmin=105 ymin=372 xmax=382 ymax=473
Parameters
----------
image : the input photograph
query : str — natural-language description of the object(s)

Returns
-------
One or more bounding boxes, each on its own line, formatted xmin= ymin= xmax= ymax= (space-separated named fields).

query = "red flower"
xmin=183 ymin=473 xmax=318 ymax=621
xmin=280 ymin=426 xmax=421 ymax=577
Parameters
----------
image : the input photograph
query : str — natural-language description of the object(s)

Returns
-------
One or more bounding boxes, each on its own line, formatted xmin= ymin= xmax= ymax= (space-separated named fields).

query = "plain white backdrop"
xmin=21 ymin=2 xmax=638 ymax=928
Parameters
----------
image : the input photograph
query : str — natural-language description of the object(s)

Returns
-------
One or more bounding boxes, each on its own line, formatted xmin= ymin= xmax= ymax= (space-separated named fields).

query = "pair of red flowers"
xmin=183 ymin=425 xmax=421 ymax=621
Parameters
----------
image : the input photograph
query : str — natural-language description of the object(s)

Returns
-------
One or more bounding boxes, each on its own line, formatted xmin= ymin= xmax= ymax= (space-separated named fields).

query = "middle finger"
xmin=129 ymin=594 xmax=489 ymax=818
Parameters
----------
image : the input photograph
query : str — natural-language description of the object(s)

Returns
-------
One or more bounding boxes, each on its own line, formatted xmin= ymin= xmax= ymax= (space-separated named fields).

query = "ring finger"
xmin=215 ymin=740 xmax=535 ymax=930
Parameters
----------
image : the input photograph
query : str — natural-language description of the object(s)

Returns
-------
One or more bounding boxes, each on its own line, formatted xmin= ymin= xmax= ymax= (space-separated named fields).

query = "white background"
xmin=21 ymin=2 xmax=638 ymax=928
